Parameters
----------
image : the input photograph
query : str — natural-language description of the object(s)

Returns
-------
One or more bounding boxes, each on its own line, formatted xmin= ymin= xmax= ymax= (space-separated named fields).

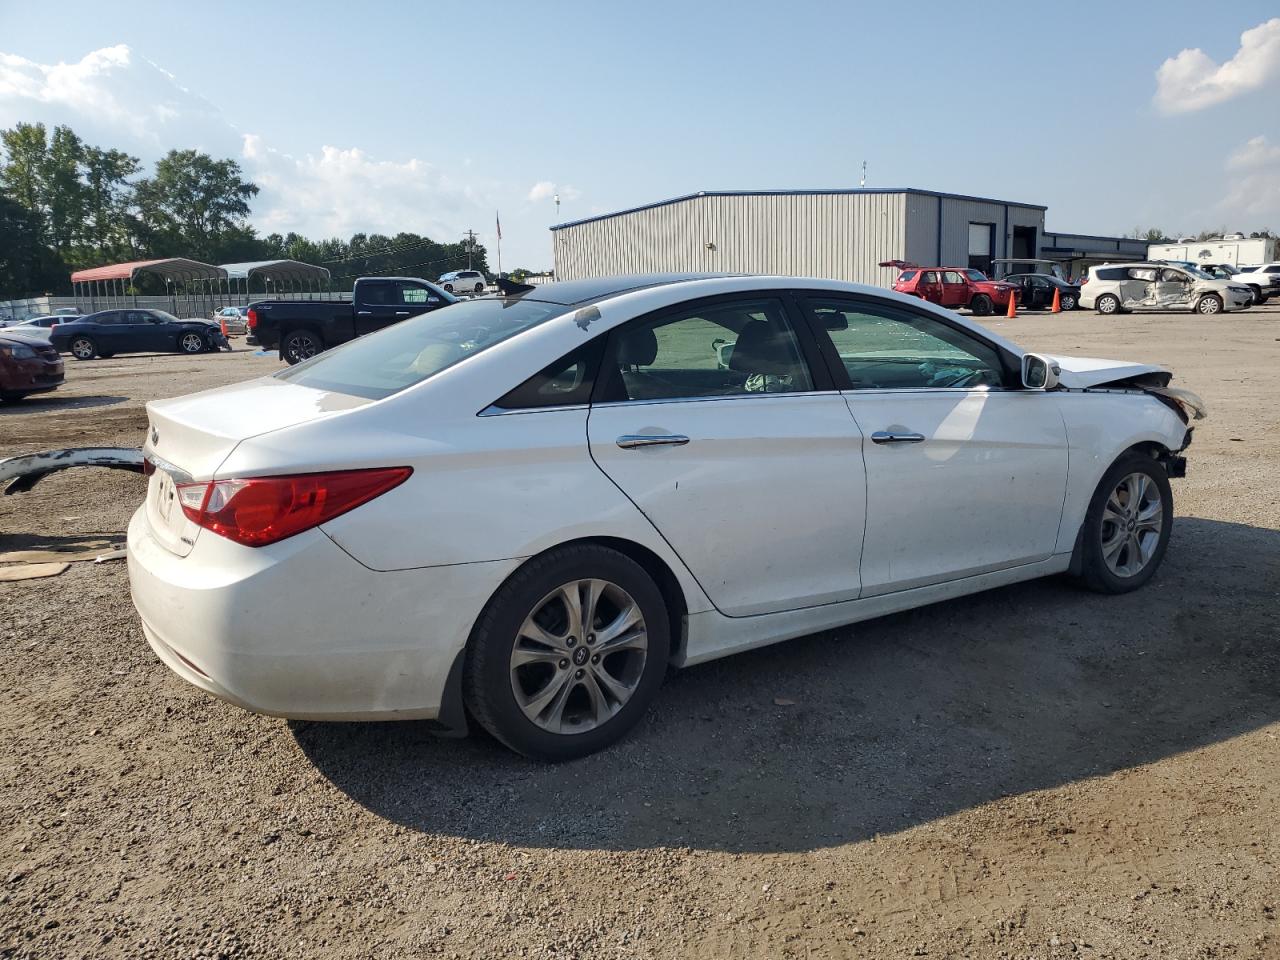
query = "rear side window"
xmin=1093 ymin=267 xmax=1128 ymax=280
xmin=898 ymin=270 xmax=917 ymax=281
xmin=493 ymin=340 xmax=605 ymax=410
xmin=942 ymin=270 xmax=964 ymax=283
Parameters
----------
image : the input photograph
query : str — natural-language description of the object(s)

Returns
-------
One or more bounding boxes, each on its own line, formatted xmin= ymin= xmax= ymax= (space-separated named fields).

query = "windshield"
xmin=276 ymin=298 xmax=565 ymax=400
xmin=151 ymin=310 xmax=181 ymax=322
xmin=963 ymin=269 xmax=988 ymax=282
xmin=1182 ymin=266 xmax=1212 ymax=279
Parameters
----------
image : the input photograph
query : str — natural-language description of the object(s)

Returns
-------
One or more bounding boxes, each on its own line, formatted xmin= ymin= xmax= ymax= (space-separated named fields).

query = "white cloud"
xmin=1220 ymin=135 xmax=1280 ymax=225
xmin=527 ymin=180 xmax=581 ymax=203
xmin=1155 ymin=18 xmax=1280 ymax=113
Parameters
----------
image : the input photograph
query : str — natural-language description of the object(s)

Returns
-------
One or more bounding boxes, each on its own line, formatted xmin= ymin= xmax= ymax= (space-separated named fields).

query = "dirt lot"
xmin=2 ymin=306 xmax=1279 ymax=960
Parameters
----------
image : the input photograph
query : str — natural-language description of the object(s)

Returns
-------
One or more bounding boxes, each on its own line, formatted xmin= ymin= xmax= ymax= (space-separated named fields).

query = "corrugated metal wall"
xmin=909 ymin=197 xmax=1046 ymax=267
xmin=552 ymin=192 xmax=909 ymax=286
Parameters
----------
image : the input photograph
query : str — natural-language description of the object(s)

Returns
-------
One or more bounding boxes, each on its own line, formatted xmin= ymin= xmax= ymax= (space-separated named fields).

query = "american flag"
xmin=496 ymin=212 xmax=502 ymax=241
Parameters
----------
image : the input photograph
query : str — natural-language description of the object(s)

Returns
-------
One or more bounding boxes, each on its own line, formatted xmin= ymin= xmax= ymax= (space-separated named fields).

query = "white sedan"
xmin=128 ymin=274 xmax=1205 ymax=760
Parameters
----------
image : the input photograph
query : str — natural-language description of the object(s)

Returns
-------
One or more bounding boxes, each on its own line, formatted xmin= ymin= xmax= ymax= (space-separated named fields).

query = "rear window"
xmin=275 ymin=298 xmax=565 ymax=400
xmin=898 ymin=270 xmax=917 ymax=281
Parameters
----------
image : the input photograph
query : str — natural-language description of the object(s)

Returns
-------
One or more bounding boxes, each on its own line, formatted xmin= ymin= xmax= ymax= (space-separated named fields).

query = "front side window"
xmin=277 ymin=298 xmax=565 ymax=400
xmin=807 ymin=299 xmax=1006 ymax=390
xmin=600 ymin=298 xmax=813 ymax=402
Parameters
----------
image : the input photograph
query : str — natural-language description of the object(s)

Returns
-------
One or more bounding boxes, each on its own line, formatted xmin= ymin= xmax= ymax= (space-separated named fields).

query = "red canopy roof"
xmin=71 ymin=258 xmax=227 ymax=283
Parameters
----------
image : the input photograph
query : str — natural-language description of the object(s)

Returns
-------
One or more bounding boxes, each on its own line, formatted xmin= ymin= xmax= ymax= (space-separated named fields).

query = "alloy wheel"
xmin=71 ymin=338 xmax=94 ymax=359
xmin=1099 ymin=472 xmax=1163 ymax=578
xmin=286 ymin=333 xmax=320 ymax=363
xmin=181 ymin=332 xmax=205 ymax=353
xmin=1061 ymin=294 xmax=1077 ymax=310
xmin=1197 ymin=296 xmax=1221 ymax=315
xmin=509 ymin=578 xmax=648 ymax=735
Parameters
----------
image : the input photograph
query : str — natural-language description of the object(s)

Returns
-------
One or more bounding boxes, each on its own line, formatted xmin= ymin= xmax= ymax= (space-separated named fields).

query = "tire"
xmin=970 ymin=294 xmax=993 ymax=316
xmin=1074 ymin=452 xmax=1173 ymax=595
xmin=1248 ymin=285 xmax=1264 ymax=305
xmin=443 ymin=283 xmax=455 ymax=294
xmin=1096 ymin=294 xmax=1120 ymax=316
xmin=281 ymin=329 xmax=323 ymax=365
xmin=1060 ymin=293 xmax=1078 ymax=311
xmin=464 ymin=544 xmax=670 ymax=761
xmin=1196 ymin=294 xmax=1223 ymax=316
xmin=178 ymin=331 xmax=207 ymax=354
xmin=474 ymin=282 xmax=485 ymax=294
xmin=68 ymin=336 xmax=97 ymax=360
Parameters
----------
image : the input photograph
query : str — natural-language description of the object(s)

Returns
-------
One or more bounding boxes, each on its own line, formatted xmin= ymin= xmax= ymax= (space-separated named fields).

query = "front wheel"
xmin=1196 ymin=294 xmax=1223 ymax=315
xmin=1060 ymin=293 xmax=1078 ymax=311
xmin=443 ymin=283 xmax=455 ymax=294
xmin=464 ymin=544 xmax=670 ymax=760
xmin=1248 ymin=285 xmax=1265 ymax=305
xmin=970 ymin=294 xmax=993 ymax=316
xmin=68 ymin=336 xmax=97 ymax=360
xmin=281 ymin=329 xmax=323 ymax=365
xmin=1074 ymin=453 xmax=1173 ymax=594
xmin=1096 ymin=294 xmax=1120 ymax=315
xmin=179 ymin=331 xmax=207 ymax=354
xmin=473 ymin=282 xmax=485 ymax=294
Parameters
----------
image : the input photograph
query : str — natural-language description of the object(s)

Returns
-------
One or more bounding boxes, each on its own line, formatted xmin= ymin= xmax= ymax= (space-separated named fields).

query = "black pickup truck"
xmin=247 ymin=276 xmax=458 ymax=364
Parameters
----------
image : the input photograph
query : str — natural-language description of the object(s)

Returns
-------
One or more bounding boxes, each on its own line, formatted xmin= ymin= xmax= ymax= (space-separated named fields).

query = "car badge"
xmin=150 ymin=426 xmax=159 ymax=445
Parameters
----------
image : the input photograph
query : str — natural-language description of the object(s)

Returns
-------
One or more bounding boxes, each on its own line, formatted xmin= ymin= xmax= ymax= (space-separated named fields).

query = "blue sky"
xmin=2 ymin=0 xmax=1278 ymax=269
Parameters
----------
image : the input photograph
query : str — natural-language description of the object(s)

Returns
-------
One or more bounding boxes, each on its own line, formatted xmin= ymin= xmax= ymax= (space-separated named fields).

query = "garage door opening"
xmin=968 ymin=223 xmax=995 ymax=275
xmin=1013 ymin=225 xmax=1038 ymax=260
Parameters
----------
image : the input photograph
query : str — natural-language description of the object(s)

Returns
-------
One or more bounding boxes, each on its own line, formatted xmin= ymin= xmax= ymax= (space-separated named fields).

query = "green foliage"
xmin=1127 ymin=227 xmax=1173 ymax=243
xmin=0 ymin=122 xmax=489 ymax=296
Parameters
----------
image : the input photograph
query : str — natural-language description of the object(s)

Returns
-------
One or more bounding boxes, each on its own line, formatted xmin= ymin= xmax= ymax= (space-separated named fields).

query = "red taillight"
xmin=177 ymin=467 xmax=411 ymax=547
xmin=1081 ymin=275 xmax=1089 ymax=284
xmin=246 ymin=308 xmax=258 ymax=329
xmin=142 ymin=457 xmax=156 ymax=477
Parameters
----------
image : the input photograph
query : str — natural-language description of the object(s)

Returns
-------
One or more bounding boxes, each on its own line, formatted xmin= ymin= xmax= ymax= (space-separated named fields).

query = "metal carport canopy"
xmin=219 ymin=260 xmax=331 ymax=283
xmin=70 ymin=258 xmax=228 ymax=283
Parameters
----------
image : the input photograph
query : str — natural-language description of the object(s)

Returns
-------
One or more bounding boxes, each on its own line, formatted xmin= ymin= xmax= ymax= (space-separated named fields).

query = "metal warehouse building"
xmin=550 ymin=188 xmax=1048 ymax=285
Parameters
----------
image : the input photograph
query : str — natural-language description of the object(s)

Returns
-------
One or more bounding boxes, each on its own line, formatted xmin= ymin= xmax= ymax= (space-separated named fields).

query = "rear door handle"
xmin=394 ymin=311 xmax=410 ymax=316
xmin=616 ymin=434 xmax=691 ymax=449
xmin=871 ymin=431 xmax=926 ymax=444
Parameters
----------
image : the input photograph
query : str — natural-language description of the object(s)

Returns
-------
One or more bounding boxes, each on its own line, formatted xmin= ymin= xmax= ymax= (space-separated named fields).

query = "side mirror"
xmin=1021 ymin=353 xmax=1060 ymax=390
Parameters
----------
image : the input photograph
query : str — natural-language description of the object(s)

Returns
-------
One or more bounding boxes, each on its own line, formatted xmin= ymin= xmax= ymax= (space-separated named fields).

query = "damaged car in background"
xmin=116 ymin=274 xmax=1204 ymax=761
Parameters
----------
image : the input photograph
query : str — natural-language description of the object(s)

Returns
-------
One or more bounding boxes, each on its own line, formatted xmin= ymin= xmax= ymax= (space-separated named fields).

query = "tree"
xmin=42 ymin=125 xmax=88 ymax=252
xmin=133 ymin=149 xmax=259 ymax=259
xmin=0 ymin=122 xmax=49 ymax=234
xmin=81 ymin=145 xmax=141 ymax=264
xmin=1127 ymin=227 xmax=1172 ymax=243
xmin=1249 ymin=229 xmax=1274 ymax=239
xmin=0 ymin=194 xmax=67 ymax=296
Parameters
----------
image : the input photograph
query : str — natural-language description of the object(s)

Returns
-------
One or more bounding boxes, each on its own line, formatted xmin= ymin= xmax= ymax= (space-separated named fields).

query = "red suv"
xmin=887 ymin=264 xmax=1019 ymax=316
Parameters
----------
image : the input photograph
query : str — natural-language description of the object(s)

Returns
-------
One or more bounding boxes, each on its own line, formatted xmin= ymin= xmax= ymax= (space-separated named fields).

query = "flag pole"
xmin=495 ymin=211 xmax=503 ymax=278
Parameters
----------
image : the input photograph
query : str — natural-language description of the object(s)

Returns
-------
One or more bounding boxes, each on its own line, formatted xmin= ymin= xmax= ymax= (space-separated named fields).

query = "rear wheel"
xmin=1096 ymin=294 xmax=1120 ymax=315
xmin=281 ymin=329 xmax=323 ymax=365
xmin=1060 ymin=293 xmax=1078 ymax=311
xmin=69 ymin=336 xmax=97 ymax=360
xmin=179 ymin=331 xmax=206 ymax=354
xmin=1074 ymin=453 xmax=1173 ymax=594
xmin=970 ymin=294 xmax=993 ymax=316
xmin=464 ymin=544 xmax=670 ymax=760
xmin=473 ymin=282 xmax=485 ymax=294
xmin=1196 ymin=294 xmax=1223 ymax=315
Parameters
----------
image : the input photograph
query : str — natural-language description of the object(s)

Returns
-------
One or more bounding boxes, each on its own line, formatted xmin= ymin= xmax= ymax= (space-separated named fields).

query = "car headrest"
xmin=728 ymin=320 xmax=798 ymax=375
xmin=617 ymin=327 xmax=658 ymax=366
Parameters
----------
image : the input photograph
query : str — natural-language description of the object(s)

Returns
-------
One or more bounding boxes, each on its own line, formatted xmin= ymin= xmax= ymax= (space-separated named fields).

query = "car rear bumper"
xmin=127 ymin=506 xmax=520 ymax=720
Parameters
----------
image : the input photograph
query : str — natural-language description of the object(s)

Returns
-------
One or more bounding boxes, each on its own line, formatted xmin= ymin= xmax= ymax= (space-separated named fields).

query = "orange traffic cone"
xmin=1051 ymin=288 xmax=1062 ymax=313
xmin=1006 ymin=291 xmax=1017 ymax=318
xmin=220 ymin=317 xmax=229 ymax=337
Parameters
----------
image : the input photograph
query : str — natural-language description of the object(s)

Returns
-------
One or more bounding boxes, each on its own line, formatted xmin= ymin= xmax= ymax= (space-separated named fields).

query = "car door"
xmin=1119 ymin=267 xmax=1156 ymax=307
xmin=940 ymin=270 xmax=968 ymax=307
xmin=88 ymin=311 xmax=129 ymax=351
xmin=801 ymin=295 xmax=1068 ymax=597
xmin=1152 ymin=269 xmax=1193 ymax=308
xmin=352 ymin=280 xmax=401 ymax=335
xmin=586 ymin=293 xmax=867 ymax=617
xmin=394 ymin=280 xmax=444 ymax=319
xmin=918 ymin=270 xmax=943 ymax=304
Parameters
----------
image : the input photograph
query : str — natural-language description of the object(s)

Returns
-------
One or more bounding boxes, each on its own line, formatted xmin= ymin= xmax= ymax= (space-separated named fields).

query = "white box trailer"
xmin=1147 ymin=236 xmax=1276 ymax=268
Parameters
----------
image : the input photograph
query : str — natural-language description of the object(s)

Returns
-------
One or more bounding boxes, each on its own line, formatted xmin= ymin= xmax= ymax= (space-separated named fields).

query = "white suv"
xmin=437 ymin=270 xmax=487 ymax=295
xmin=1081 ymin=263 xmax=1253 ymax=315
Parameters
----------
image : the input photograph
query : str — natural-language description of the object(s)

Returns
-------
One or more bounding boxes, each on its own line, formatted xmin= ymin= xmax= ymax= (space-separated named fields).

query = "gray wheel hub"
xmin=1100 ymin=472 xmax=1163 ymax=578
xmin=509 ymin=578 xmax=648 ymax=735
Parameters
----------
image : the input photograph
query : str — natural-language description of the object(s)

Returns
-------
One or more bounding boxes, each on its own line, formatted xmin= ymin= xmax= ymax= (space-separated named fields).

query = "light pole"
xmin=554 ymin=192 xmax=560 ymax=222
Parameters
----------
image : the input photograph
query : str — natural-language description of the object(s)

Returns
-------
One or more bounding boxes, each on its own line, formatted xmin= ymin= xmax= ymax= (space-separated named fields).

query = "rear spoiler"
xmin=878 ymin=260 xmax=918 ymax=270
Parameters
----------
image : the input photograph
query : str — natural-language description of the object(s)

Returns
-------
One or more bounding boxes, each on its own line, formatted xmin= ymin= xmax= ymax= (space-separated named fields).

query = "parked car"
xmin=53 ymin=307 xmax=81 ymax=316
xmin=7 ymin=313 xmax=81 ymax=330
xmin=437 ymin=270 xmax=487 ymax=295
xmin=992 ymin=258 xmax=1070 ymax=282
xmin=0 ymin=332 xmax=65 ymax=401
xmin=1231 ymin=263 xmax=1280 ymax=304
xmin=247 ymin=276 xmax=457 ymax=364
xmin=1081 ymin=263 xmax=1253 ymax=315
xmin=1002 ymin=273 xmax=1081 ymax=310
xmin=49 ymin=309 xmax=229 ymax=360
xmin=890 ymin=266 xmax=1018 ymax=315
xmin=129 ymin=273 xmax=1204 ymax=760
xmin=213 ymin=306 xmax=250 ymax=335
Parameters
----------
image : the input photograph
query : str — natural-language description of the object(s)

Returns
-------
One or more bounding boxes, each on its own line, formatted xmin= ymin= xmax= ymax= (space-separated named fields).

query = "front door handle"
xmin=395 ymin=310 xmax=410 ymax=316
xmin=616 ymin=434 xmax=691 ymax=449
xmin=356 ymin=310 xmax=372 ymax=316
xmin=871 ymin=431 xmax=926 ymax=444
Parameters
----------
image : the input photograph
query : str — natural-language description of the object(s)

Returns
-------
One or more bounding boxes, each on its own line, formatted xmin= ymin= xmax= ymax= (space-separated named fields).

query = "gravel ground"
xmin=2 ymin=307 xmax=1279 ymax=960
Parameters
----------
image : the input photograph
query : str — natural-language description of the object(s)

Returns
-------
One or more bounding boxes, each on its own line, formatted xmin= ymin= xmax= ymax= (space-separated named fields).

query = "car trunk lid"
xmin=142 ymin=377 xmax=373 ymax=556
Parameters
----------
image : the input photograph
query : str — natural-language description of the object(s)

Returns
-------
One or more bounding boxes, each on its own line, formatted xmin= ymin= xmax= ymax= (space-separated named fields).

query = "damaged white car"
xmin=1082 ymin=262 xmax=1253 ymax=315
xmin=127 ymin=274 xmax=1205 ymax=760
